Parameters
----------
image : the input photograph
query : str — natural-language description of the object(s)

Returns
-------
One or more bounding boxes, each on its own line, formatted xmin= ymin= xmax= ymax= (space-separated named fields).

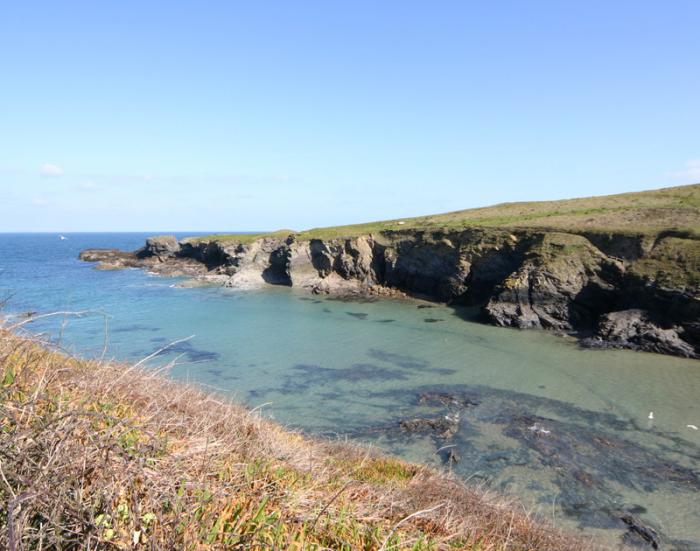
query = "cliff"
xmin=80 ymin=184 xmax=700 ymax=359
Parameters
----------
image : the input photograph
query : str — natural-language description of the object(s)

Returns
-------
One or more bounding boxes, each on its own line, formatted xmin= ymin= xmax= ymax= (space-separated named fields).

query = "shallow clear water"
xmin=2 ymin=233 xmax=699 ymax=548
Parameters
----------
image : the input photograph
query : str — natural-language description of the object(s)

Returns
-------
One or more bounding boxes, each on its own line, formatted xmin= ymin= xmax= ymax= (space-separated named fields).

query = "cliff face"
xmin=80 ymin=228 xmax=700 ymax=359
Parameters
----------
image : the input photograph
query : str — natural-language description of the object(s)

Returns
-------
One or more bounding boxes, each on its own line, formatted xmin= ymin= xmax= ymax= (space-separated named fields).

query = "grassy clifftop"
xmin=0 ymin=329 xmax=581 ymax=550
xmin=189 ymin=184 xmax=700 ymax=244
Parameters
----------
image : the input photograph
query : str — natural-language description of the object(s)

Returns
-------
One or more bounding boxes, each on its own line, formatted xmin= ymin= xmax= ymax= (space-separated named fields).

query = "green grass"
xmin=189 ymin=184 xmax=700 ymax=243
xmin=183 ymin=230 xmax=296 ymax=245
xmin=629 ymin=236 xmax=700 ymax=288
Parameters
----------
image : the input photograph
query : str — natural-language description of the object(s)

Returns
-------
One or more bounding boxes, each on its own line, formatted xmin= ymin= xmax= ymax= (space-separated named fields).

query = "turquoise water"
xmin=2 ymin=233 xmax=699 ymax=548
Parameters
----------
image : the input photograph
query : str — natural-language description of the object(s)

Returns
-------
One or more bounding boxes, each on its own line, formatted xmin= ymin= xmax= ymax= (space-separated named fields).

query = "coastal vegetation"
xmin=0 ymin=328 xmax=583 ymax=550
xmin=187 ymin=184 xmax=700 ymax=244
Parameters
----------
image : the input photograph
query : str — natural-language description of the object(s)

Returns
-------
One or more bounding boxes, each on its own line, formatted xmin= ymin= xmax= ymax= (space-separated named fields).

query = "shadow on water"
xmin=448 ymin=305 xmax=485 ymax=323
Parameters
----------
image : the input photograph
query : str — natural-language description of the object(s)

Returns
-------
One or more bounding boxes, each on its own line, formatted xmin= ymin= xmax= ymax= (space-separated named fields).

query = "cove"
xmin=2 ymin=233 xmax=699 ymax=549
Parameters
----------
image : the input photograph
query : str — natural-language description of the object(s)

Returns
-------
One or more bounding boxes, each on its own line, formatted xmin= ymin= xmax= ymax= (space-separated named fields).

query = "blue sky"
xmin=1 ymin=1 xmax=699 ymax=232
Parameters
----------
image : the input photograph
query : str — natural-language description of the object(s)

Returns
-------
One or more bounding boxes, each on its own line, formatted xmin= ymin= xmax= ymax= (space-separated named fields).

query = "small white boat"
xmin=59 ymin=235 xmax=68 ymax=240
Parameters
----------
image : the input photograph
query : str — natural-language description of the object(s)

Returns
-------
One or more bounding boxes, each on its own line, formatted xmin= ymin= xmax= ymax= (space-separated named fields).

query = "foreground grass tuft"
xmin=0 ymin=328 xmax=586 ymax=550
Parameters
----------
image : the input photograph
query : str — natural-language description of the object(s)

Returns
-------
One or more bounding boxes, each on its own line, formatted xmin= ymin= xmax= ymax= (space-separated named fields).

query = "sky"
xmin=1 ymin=1 xmax=699 ymax=232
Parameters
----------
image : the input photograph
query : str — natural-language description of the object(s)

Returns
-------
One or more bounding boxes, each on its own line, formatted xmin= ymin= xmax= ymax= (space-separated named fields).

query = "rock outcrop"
xmin=484 ymin=233 xmax=623 ymax=331
xmin=138 ymin=235 xmax=181 ymax=260
xmin=80 ymin=228 xmax=700 ymax=359
xmin=583 ymin=309 xmax=697 ymax=358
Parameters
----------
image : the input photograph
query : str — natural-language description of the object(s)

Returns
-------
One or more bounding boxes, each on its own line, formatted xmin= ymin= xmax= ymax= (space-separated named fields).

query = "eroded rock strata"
xmin=80 ymin=229 xmax=700 ymax=358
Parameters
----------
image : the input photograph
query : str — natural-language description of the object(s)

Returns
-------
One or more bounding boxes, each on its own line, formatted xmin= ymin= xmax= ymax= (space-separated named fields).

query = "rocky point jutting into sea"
xmin=80 ymin=184 xmax=700 ymax=359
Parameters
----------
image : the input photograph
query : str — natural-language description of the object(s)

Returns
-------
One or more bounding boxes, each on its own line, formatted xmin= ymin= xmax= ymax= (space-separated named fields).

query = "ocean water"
xmin=2 ymin=233 xmax=699 ymax=548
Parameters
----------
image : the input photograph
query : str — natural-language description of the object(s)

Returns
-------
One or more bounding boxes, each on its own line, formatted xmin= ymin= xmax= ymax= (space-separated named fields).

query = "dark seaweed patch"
xmin=431 ymin=367 xmax=457 ymax=375
xmin=375 ymin=319 xmax=396 ymax=323
xmin=113 ymin=324 xmax=160 ymax=333
xmin=419 ymin=391 xmax=479 ymax=408
xmin=317 ymin=391 xmax=346 ymax=402
xmin=294 ymin=362 xmax=407 ymax=384
xmin=417 ymin=305 xmax=435 ymax=309
xmin=368 ymin=349 xmax=429 ymax=370
xmin=423 ymin=318 xmax=444 ymax=323
xmin=150 ymin=341 xmax=221 ymax=363
xmin=346 ymin=312 xmax=368 ymax=320
xmin=252 ymin=362 xmax=409 ymax=396
xmin=326 ymin=296 xmax=377 ymax=304
xmin=367 ymin=348 xmax=455 ymax=375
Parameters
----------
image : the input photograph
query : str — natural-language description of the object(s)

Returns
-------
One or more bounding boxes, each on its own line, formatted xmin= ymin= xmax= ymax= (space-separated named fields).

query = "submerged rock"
xmin=352 ymin=384 xmax=700 ymax=548
xmin=399 ymin=414 xmax=460 ymax=440
xmin=443 ymin=448 xmax=461 ymax=465
xmin=618 ymin=513 xmax=661 ymax=549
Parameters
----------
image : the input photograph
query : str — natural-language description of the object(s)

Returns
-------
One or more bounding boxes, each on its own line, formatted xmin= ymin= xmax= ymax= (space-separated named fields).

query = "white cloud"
xmin=669 ymin=160 xmax=700 ymax=182
xmin=31 ymin=196 xmax=49 ymax=206
xmin=41 ymin=163 xmax=64 ymax=177
xmin=78 ymin=180 xmax=97 ymax=190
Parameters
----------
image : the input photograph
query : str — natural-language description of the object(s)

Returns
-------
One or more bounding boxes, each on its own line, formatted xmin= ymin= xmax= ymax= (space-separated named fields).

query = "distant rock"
xmin=137 ymin=235 xmax=181 ymax=260
xmin=79 ymin=241 xmax=205 ymax=278
xmin=79 ymin=249 xmax=142 ymax=269
xmin=584 ymin=309 xmax=696 ymax=358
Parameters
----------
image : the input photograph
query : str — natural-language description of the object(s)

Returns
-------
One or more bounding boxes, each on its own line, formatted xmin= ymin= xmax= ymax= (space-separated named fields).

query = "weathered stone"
xmin=619 ymin=513 xmax=661 ymax=549
xmin=484 ymin=233 xmax=623 ymax=331
xmin=399 ymin=414 xmax=460 ymax=440
xmin=137 ymin=235 xmax=180 ymax=260
xmin=589 ymin=309 xmax=696 ymax=358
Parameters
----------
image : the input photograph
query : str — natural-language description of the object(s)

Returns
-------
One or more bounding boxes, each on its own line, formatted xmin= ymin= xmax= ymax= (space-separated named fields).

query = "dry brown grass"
xmin=0 ymin=328 xmax=589 ymax=550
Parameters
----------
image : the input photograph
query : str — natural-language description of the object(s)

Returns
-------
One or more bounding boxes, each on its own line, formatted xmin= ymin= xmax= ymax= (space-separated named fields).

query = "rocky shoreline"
xmin=80 ymin=228 xmax=700 ymax=359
